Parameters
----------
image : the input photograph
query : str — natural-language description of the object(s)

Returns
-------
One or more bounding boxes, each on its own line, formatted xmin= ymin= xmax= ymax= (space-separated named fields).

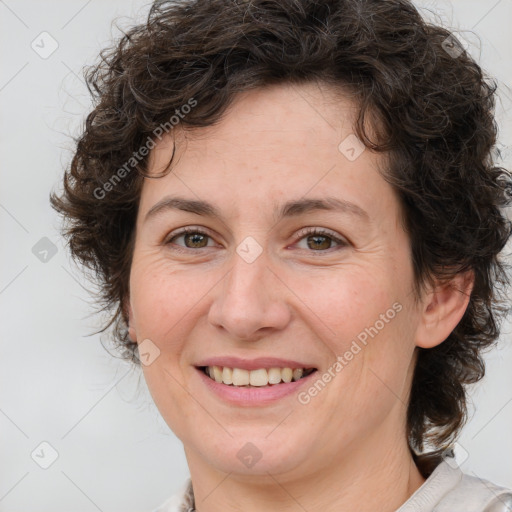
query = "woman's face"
xmin=128 ymin=82 xmax=424 ymax=480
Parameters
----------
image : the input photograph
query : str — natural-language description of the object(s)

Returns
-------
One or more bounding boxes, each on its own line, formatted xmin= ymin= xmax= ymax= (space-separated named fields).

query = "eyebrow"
xmin=144 ymin=195 xmax=370 ymax=223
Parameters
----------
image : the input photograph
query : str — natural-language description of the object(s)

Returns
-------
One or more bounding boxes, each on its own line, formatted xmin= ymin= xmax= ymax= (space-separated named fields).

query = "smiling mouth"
xmin=198 ymin=365 xmax=317 ymax=387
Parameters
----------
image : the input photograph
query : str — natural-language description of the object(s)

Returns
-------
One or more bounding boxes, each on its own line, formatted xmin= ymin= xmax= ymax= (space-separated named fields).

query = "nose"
xmin=207 ymin=243 xmax=291 ymax=341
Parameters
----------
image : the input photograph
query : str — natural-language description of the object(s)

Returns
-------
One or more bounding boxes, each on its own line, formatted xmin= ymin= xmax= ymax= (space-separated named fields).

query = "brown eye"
xmin=165 ymin=228 xmax=214 ymax=251
xmin=182 ymin=232 xmax=208 ymax=248
xmin=295 ymin=228 xmax=348 ymax=252
xmin=306 ymin=234 xmax=334 ymax=250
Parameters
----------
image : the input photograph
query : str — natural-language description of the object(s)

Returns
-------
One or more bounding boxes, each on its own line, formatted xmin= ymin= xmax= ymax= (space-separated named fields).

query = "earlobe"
xmin=415 ymin=270 xmax=474 ymax=349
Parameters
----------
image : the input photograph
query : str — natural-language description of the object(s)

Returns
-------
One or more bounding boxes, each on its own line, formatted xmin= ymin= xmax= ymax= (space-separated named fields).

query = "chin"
xmin=192 ymin=432 xmax=310 ymax=477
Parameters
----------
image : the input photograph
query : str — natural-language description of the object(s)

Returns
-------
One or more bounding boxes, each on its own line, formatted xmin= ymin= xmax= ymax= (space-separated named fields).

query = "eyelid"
xmin=294 ymin=226 xmax=347 ymax=243
xmin=165 ymin=225 xmax=210 ymax=238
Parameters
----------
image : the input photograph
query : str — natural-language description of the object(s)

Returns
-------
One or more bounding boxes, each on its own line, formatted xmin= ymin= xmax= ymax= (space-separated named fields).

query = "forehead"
xmin=140 ymin=82 xmax=396 ymax=224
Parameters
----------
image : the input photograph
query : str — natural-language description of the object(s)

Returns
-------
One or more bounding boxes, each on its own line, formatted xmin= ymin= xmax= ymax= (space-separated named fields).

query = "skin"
xmin=127 ymin=82 xmax=473 ymax=512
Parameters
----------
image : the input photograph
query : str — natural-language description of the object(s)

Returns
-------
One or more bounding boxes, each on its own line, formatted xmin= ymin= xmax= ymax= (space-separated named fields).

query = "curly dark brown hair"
xmin=50 ymin=0 xmax=511 ymax=471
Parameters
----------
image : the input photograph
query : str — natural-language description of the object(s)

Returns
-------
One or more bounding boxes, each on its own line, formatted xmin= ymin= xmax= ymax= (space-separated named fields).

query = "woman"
xmin=51 ymin=0 xmax=512 ymax=510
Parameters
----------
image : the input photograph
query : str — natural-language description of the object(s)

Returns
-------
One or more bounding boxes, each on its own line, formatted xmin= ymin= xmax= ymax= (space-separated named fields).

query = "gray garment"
xmin=153 ymin=459 xmax=512 ymax=512
xmin=397 ymin=459 xmax=512 ymax=512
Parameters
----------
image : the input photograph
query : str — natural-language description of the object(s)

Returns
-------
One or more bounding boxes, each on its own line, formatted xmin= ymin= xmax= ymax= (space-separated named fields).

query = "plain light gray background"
xmin=0 ymin=1 xmax=511 ymax=511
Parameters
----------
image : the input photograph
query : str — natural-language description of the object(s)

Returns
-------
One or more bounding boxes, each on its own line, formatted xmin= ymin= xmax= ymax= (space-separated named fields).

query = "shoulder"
xmin=398 ymin=459 xmax=511 ymax=512
xmin=155 ymin=471 xmax=512 ymax=512
xmin=436 ymin=472 xmax=512 ymax=512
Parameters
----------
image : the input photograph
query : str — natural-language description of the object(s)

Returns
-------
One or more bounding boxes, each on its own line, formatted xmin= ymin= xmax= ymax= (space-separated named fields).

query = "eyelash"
xmin=164 ymin=226 xmax=348 ymax=254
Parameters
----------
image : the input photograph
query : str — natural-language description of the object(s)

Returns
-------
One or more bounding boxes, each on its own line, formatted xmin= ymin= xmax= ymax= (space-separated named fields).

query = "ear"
xmin=124 ymin=298 xmax=138 ymax=343
xmin=415 ymin=270 xmax=474 ymax=349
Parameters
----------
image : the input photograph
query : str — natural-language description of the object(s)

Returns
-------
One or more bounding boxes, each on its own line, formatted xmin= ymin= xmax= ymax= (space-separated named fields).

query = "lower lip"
xmin=195 ymin=367 xmax=318 ymax=406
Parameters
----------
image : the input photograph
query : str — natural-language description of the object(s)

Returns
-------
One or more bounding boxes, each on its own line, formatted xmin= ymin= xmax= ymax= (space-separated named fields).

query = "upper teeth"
xmin=205 ymin=366 xmax=309 ymax=387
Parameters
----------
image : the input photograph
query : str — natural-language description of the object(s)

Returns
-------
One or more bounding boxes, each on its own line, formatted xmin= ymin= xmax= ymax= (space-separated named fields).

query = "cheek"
xmin=295 ymin=263 xmax=417 ymax=401
xmin=129 ymin=254 xmax=193 ymax=342
xmin=295 ymin=264 xmax=401 ymax=344
xmin=131 ymin=269 xmax=169 ymax=330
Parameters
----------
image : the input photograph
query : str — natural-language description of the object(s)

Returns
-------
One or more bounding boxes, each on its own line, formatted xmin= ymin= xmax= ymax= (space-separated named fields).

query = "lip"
xmin=194 ymin=366 xmax=319 ymax=406
xmin=194 ymin=356 xmax=316 ymax=371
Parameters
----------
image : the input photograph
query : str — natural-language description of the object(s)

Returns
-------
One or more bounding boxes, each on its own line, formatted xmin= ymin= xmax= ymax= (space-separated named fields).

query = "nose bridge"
xmin=207 ymin=237 xmax=290 ymax=340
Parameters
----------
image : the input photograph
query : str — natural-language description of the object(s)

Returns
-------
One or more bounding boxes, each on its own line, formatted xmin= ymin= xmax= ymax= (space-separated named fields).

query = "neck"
xmin=185 ymin=427 xmax=426 ymax=512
